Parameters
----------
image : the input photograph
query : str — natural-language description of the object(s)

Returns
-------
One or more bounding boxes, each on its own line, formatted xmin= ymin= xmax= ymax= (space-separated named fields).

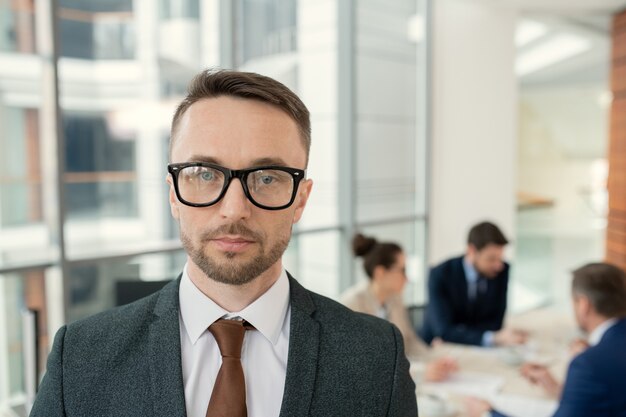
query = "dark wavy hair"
xmin=352 ymin=233 xmax=402 ymax=280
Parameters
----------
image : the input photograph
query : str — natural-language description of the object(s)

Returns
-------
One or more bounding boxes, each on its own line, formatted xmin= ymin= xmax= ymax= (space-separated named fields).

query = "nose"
xmin=218 ymin=178 xmax=252 ymax=220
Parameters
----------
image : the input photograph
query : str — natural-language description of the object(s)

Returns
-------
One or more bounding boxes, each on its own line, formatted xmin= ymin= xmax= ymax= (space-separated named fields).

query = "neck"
xmin=186 ymin=258 xmax=282 ymax=312
xmin=370 ymin=281 xmax=390 ymax=305
xmin=585 ymin=314 xmax=613 ymax=334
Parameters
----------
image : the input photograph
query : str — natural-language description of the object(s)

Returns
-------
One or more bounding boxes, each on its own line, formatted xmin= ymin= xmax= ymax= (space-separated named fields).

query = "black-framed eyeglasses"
xmin=167 ymin=162 xmax=306 ymax=210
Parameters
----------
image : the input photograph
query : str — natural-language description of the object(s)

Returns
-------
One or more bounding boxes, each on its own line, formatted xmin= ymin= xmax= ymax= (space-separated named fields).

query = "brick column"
xmin=607 ymin=10 xmax=626 ymax=270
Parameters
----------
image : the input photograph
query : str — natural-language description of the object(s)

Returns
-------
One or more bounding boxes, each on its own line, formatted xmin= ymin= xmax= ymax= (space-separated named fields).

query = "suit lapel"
xmin=279 ymin=274 xmax=320 ymax=417
xmin=149 ymin=278 xmax=187 ymax=417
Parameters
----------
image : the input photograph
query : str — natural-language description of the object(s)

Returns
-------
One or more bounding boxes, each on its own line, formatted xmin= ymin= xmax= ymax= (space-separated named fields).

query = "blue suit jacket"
xmin=30 ymin=274 xmax=417 ymax=417
xmin=492 ymin=318 xmax=626 ymax=417
xmin=421 ymin=256 xmax=509 ymax=346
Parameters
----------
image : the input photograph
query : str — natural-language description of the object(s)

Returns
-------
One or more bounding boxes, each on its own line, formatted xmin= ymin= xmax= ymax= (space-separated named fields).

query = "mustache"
xmin=200 ymin=223 xmax=263 ymax=242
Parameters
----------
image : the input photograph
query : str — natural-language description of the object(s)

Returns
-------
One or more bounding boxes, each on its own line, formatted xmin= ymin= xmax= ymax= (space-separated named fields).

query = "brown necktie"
xmin=206 ymin=319 xmax=253 ymax=417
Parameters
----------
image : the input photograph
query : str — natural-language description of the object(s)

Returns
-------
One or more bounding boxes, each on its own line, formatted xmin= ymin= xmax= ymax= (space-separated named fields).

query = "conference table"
xmin=413 ymin=308 xmax=579 ymax=417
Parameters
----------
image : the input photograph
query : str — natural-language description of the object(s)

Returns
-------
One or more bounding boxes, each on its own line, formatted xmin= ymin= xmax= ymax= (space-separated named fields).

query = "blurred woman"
xmin=341 ymin=233 xmax=458 ymax=382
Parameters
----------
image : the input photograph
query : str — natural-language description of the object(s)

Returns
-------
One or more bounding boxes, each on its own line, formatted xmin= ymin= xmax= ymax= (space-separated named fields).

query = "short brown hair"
xmin=170 ymin=68 xmax=311 ymax=163
xmin=572 ymin=262 xmax=626 ymax=318
xmin=467 ymin=221 xmax=508 ymax=251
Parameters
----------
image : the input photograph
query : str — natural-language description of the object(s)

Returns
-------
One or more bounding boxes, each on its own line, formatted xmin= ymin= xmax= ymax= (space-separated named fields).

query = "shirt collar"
xmin=179 ymin=263 xmax=291 ymax=346
xmin=588 ymin=318 xmax=618 ymax=346
xmin=463 ymin=256 xmax=479 ymax=283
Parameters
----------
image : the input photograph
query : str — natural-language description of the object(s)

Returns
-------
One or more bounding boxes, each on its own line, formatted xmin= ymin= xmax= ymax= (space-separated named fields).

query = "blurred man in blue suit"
xmin=422 ymin=221 xmax=527 ymax=346
xmin=466 ymin=262 xmax=626 ymax=417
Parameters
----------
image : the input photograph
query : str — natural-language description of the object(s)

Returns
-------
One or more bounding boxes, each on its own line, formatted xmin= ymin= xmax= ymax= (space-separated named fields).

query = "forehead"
xmin=394 ymin=252 xmax=405 ymax=264
xmin=171 ymin=96 xmax=306 ymax=168
xmin=477 ymin=244 xmax=504 ymax=257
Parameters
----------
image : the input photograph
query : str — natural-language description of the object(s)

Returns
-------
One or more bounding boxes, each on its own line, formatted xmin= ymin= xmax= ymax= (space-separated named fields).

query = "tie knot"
xmin=208 ymin=319 xmax=252 ymax=359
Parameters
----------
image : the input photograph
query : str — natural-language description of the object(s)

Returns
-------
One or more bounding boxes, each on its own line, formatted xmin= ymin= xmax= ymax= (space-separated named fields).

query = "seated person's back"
xmin=466 ymin=262 xmax=626 ymax=417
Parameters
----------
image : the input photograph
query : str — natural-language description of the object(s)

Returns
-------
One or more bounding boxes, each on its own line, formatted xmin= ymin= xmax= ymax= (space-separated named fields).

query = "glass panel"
xmin=0 ymin=0 xmax=36 ymax=53
xmin=235 ymin=0 xmax=339 ymax=229
xmin=355 ymin=0 xmax=420 ymax=222
xmin=63 ymin=112 xmax=137 ymax=220
xmin=67 ymin=251 xmax=186 ymax=322
xmin=159 ymin=0 xmax=200 ymax=20
xmin=515 ymin=16 xmax=610 ymax=312
xmin=58 ymin=0 xmax=135 ymax=59
xmin=0 ymin=2 xmax=58 ymax=270
xmin=57 ymin=0 xmax=202 ymax=259
xmin=0 ymin=270 xmax=50 ymax=412
xmin=284 ymin=230 xmax=340 ymax=299
xmin=358 ymin=220 xmax=426 ymax=305
xmin=235 ymin=0 xmax=297 ymax=64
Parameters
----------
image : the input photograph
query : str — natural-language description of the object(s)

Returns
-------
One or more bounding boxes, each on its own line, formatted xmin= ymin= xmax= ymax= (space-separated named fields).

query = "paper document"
xmin=421 ymin=371 xmax=504 ymax=397
xmin=491 ymin=394 xmax=558 ymax=417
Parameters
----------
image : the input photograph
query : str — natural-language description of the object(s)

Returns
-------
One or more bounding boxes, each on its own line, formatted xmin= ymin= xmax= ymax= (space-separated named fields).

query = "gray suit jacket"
xmin=30 ymin=274 xmax=418 ymax=416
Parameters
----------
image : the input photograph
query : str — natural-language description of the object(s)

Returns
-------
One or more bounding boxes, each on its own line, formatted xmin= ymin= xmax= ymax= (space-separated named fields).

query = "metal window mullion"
xmin=421 ymin=0 xmax=433 ymax=304
xmin=35 ymin=0 xmax=68 ymax=322
xmin=338 ymin=0 xmax=355 ymax=294
xmin=220 ymin=0 xmax=235 ymax=68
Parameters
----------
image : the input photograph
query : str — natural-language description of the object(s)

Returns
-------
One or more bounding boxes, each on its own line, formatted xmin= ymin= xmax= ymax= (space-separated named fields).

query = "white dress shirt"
xmin=462 ymin=257 xmax=493 ymax=346
xmin=588 ymin=318 xmax=618 ymax=346
xmin=179 ymin=264 xmax=291 ymax=417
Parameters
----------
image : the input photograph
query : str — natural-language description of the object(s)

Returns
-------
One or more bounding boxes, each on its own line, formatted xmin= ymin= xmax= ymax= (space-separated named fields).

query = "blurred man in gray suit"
xmin=30 ymin=69 xmax=418 ymax=417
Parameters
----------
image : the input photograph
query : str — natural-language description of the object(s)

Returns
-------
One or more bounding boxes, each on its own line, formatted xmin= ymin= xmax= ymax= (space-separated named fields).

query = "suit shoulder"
xmin=431 ymin=256 xmax=463 ymax=273
xmin=430 ymin=256 xmax=464 ymax=282
xmin=65 ymin=290 xmax=161 ymax=341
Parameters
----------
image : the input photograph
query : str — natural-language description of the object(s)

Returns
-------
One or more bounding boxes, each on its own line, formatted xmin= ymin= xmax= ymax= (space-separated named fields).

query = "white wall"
xmin=429 ymin=0 xmax=518 ymax=264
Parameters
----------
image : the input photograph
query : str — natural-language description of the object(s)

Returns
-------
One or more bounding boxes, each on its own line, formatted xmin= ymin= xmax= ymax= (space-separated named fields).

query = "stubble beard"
xmin=180 ymin=222 xmax=290 ymax=286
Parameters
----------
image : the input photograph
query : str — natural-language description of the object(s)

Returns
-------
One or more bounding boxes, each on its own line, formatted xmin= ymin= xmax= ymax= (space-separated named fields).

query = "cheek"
xmin=176 ymin=208 xmax=206 ymax=235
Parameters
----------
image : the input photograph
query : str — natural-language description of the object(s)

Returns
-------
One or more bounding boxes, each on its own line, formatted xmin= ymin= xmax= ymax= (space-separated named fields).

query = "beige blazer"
xmin=341 ymin=280 xmax=429 ymax=359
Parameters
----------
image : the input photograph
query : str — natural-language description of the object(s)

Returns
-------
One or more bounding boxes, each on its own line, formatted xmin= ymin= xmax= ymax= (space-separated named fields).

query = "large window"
xmin=235 ymin=0 xmax=430 ymax=300
xmin=0 ymin=1 xmax=430 ymax=410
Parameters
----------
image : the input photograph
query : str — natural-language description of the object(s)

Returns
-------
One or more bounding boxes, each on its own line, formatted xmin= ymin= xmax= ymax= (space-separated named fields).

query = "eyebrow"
xmin=186 ymin=155 xmax=291 ymax=168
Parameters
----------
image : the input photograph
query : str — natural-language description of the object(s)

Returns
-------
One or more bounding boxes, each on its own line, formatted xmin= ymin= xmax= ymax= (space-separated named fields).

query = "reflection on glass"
xmin=64 ymin=113 xmax=137 ymax=220
xmin=235 ymin=0 xmax=297 ymax=65
xmin=284 ymin=230 xmax=340 ymax=299
xmin=0 ymin=1 xmax=36 ymax=53
xmin=67 ymin=251 xmax=186 ymax=322
xmin=0 ymin=3 xmax=57 ymax=269
xmin=58 ymin=0 xmax=135 ymax=59
xmin=355 ymin=0 xmax=419 ymax=223
xmin=159 ymin=0 xmax=199 ymax=20
xmin=57 ymin=1 xmax=198 ymax=256
xmin=0 ymin=271 xmax=50 ymax=408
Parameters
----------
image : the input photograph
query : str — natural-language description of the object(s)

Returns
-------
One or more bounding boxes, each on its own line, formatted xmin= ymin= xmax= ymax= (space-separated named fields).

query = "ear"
xmin=372 ymin=265 xmax=387 ymax=280
xmin=573 ymin=293 xmax=591 ymax=316
xmin=292 ymin=178 xmax=313 ymax=224
xmin=466 ymin=244 xmax=478 ymax=259
xmin=579 ymin=295 xmax=592 ymax=315
xmin=166 ymin=174 xmax=180 ymax=220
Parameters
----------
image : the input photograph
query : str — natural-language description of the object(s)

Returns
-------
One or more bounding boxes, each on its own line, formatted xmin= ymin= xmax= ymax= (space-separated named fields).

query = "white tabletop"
xmin=414 ymin=307 xmax=580 ymax=417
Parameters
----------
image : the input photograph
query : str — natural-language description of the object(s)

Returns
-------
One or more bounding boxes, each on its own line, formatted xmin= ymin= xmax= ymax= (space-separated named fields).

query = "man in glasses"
xmin=30 ymin=69 xmax=417 ymax=417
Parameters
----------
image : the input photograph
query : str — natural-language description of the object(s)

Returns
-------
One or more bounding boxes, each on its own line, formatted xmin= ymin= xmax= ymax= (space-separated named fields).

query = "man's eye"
xmin=200 ymin=171 xmax=214 ymax=181
xmin=260 ymin=175 xmax=274 ymax=184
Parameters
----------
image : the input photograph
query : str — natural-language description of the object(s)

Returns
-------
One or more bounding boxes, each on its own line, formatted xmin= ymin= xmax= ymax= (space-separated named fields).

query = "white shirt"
xmin=179 ymin=264 xmax=291 ymax=417
xmin=588 ymin=318 xmax=618 ymax=346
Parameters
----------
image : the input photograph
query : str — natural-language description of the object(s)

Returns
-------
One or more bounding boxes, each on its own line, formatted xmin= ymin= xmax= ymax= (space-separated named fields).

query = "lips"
xmin=211 ymin=235 xmax=255 ymax=253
